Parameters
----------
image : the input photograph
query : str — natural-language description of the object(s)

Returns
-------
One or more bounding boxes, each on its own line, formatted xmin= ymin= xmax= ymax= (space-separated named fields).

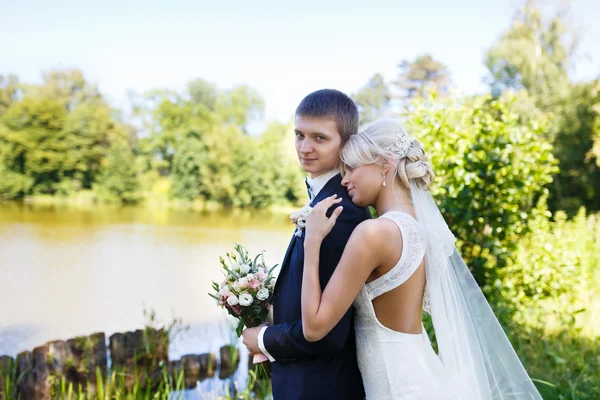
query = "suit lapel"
xmin=273 ymin=173 xmax=343 ymax=293
xmin=310 ymin=173 xmax=342 ymax=207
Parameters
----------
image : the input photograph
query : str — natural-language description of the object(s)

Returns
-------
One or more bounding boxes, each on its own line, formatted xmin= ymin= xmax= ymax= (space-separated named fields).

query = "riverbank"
xmin=5 ymin=192 xmax=300 ymax=216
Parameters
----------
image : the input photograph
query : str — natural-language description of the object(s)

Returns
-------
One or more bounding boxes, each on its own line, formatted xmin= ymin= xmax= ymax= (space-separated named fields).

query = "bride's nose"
xmin=341 ymin=171 xmax=350 ymax=186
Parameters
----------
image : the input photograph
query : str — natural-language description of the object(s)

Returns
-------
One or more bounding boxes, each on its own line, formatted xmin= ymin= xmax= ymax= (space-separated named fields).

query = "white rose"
xmin=238 ymin=277 xmax=249 ymax=288
xmin=290 ymin=205 xmax=312 ymax=225
xmin=230 ymin=262 xmax=241 ymax=272
xmin=239 ymin=263 xmax=251 ymax=274
xmin=256 ymin=288 xmax=270 ymax=301
xmin=232 ymin=281 xmax=241 ymax=291
xmin=296 ymin=217 xmax=307 ymax=228
xmin=239 ymin=292 xmax=253 ymax=306
xmin=246 ymin=273 xmax=255 ymax=280
xmin=218 ymin=287 xmax=232 ymax=298
xmin=226 ymin=295 xmax=239 ymax=306
xmin=267 ymin=278 xmax=276 ymax=289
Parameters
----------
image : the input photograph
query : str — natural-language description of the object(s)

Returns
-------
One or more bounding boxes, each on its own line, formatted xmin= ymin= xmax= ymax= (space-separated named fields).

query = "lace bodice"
xmin=364 ymin=211 xmax=426 ymax=300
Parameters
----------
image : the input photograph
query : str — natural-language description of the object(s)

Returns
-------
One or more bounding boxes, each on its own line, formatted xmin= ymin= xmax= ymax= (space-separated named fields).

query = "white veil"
xmin=410 ymin=180 xmax=543 ymax=400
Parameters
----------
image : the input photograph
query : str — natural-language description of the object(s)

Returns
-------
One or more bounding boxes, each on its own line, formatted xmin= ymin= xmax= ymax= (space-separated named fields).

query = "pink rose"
xmin=250 ymin=279 xmax=261 ymax=290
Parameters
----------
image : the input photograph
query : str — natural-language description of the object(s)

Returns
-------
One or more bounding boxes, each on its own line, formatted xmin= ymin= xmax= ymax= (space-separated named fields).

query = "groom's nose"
xmin=300 ymin=140 xmax=314 ymax=154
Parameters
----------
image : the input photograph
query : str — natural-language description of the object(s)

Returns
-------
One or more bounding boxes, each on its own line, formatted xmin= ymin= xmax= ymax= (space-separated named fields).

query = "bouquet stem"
xmin=240 ymin=317 xmax=271 ymax=379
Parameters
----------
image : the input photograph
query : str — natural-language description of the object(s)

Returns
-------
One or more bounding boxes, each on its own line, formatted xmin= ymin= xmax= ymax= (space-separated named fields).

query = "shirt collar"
xmin=306 ymin=168 xmax=340 ymax=199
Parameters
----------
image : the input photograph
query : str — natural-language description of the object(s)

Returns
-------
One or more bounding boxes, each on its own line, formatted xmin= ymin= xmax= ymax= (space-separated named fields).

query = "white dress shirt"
xmin=258 ymin=168 xmax=340 ymax=362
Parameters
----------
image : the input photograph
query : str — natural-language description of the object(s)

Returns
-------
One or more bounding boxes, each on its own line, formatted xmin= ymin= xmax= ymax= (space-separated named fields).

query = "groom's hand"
xmin=242 ymin=325 xmax=264 ymax=355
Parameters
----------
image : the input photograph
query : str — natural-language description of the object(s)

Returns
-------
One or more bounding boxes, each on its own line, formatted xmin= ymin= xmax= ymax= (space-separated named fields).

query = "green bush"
xmin=407 ymin=92 xmax=558 ymax=290
xmin=499 ymin=210 xmax=600 ymax=399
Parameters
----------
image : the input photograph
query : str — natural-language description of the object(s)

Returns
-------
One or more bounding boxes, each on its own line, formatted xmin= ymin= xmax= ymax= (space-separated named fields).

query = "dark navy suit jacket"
xmin=263 ymin=174 xmax=371 ymax=400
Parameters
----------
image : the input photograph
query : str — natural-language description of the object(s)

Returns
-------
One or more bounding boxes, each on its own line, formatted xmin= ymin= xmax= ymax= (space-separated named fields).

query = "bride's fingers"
xmin=319 ymin=195 xmax=342 ymax=210
xmin=325 ymin=198 xmax=343 ymax=212
xmin=322 ymin=194 xmax=338 ymax=203
xmin=329 ymin=206 xmax=344 ymax=224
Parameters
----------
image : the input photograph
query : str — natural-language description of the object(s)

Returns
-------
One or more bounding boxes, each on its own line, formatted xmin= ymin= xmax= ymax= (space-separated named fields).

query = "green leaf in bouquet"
xmin=235 ymin=319 xmax=245 ymax=337
xmin=250 ymin=304 xmax=261 ymax=312
xmin=208 ymin=293 xmax=220 ymax=301
xmin=226 ymin=285 xmax=238 ymax=296
xmin=268 ymin=264 xmax=279 ymax=275
xmin=259 ymin=308 xmax=269 ymax=321
xmin=223 ymin=266 xmax=241 ymax=280
xmin=253 ymin=253 xmax=263 ymax=267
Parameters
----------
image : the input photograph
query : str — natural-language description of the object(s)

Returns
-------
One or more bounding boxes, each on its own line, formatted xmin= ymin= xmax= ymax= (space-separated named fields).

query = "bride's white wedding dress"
xmin=353 ymin=211 xmax=452 ymax=400
xmin=352 ymin=182 xmax=543 ymax=400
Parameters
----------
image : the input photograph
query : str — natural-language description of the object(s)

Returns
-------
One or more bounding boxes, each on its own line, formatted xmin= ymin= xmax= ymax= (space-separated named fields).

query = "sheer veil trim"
xmin=409 ymin=180 xmax=542 ymax=400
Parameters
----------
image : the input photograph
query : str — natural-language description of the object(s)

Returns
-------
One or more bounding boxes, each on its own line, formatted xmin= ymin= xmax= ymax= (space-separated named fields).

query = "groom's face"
xmin=294 ymin=115 xmax=342 ymax=178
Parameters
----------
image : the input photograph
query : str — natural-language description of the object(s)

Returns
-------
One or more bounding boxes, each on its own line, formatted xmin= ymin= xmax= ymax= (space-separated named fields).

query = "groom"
xmin=242 ymin=89 xmax=371 ymax=399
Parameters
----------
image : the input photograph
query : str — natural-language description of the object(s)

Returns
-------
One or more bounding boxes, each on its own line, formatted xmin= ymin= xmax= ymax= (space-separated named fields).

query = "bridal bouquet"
xmin=209 ymin=243 xmax=277 ymax=377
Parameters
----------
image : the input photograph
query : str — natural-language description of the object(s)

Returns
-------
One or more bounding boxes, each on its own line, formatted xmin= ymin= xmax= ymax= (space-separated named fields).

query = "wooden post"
xmin=218 ymin=345 xmax=240 ymax=379
xmin=16 ymin=351 xmax=34 ymax=400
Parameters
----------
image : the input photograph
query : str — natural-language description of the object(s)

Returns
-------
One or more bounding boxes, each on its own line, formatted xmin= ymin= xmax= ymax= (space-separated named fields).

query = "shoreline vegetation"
xmin=3 ymin=193 xmax=299 ymax=215
xmin=0 ymin=311 xmax=273 ymax=400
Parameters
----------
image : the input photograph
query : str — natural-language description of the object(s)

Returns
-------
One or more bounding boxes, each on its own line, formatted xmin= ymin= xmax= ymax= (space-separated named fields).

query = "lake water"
xmin=0 ymin=202 xmax=293 ymax=369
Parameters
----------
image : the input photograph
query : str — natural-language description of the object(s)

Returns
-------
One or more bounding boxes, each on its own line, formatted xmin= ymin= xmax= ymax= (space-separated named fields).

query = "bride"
xmin=301 ymin=119 xmax=542 ymax=399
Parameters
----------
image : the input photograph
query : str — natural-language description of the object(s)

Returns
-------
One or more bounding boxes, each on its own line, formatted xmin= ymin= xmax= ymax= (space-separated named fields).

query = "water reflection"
xmin=0 ymin=203 xmax=293 ymax=359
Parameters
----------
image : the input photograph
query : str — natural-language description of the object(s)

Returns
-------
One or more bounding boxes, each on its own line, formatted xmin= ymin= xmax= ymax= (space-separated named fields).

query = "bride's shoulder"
xmin=352 ymin=218 xmax=400 ymax=247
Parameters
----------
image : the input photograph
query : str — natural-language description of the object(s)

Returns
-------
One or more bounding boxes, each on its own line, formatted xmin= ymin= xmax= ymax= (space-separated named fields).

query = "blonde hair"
xmin=340 ymin=119 xmax=434 ymax=190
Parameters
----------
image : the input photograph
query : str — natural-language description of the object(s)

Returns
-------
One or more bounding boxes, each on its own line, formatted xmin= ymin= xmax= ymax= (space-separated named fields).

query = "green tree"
xmin=549 ymin=81 xmax=600 ymax=214
xmin=94 ymin=136 xmax=139 ymax=204
xmin=231 ymin=122 xmax=304 ymax=208
xmin=0 ymin=74 xmax=20 ymax=116
xmin=170 ymin=137 xmax=208 ymax=201
xmin=30 ymin=69 xmax=103 ymax=111
xmin=215 ymin=85 xmax=265 ymax=133
xmin=486 ymin=0 xmax=600 ymax=215
xmin=0 ymin=97 xmax=68 ymax=197
xmin=60 ymin=104 xmax=119 ymax=192
xmin=395 ymin=54 xmax=450 ymax=102
xmin=133 ymin=88 xmax=219 ymax=177
xmin=406 ymin=92 xmax=557 ymax=290
xmin=259 ymin=121 xmax=306 ymax=205
xmin=353 ymin=73 xmax=391 ymax=123
xmin=188 ymin=78 xmax=218 ymax=111
xmin=485 ymin=0 xmax=576 ymax=109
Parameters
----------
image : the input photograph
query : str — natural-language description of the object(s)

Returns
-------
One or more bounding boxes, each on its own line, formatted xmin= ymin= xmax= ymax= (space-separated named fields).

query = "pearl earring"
xmin=383 ymin=172 xmax=387 ymax=187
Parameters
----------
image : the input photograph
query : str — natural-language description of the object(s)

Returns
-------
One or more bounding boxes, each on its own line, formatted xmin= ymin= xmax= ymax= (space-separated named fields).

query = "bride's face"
xmin=341 ymin=163 xmax=382 ymax=207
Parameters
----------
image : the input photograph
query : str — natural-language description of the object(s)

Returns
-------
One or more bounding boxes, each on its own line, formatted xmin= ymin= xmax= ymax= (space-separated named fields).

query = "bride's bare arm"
xmin=302 ymin=196 xmax=383 ymax=342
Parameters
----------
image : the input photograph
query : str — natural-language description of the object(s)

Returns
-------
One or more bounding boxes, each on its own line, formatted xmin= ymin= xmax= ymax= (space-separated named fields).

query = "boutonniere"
xmin=290 ymin=204 xmax=313 ymax=237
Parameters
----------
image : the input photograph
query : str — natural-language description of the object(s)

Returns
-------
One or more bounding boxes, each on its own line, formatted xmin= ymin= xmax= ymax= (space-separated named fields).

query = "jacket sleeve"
xmin=262 ymin=199 xmax=369 ymax=360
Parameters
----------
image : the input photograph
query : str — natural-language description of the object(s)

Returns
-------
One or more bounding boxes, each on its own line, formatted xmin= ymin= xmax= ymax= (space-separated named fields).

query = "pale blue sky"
xmin=2 ymin=0 xmax=599 ymax=123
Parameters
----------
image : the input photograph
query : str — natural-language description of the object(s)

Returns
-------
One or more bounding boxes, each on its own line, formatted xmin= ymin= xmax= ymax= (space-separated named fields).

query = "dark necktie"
xmin=305 ymin=178 xmax=312 ymax=200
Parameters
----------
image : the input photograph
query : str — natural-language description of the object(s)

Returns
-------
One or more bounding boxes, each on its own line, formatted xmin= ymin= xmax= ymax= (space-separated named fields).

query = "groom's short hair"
xmin=295 ymin=89 xmax=359 ymax=144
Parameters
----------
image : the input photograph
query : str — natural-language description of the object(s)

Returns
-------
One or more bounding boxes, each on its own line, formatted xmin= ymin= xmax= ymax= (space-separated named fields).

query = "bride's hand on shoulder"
xmin=305 ymin=194 xmax=343 ymax=244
